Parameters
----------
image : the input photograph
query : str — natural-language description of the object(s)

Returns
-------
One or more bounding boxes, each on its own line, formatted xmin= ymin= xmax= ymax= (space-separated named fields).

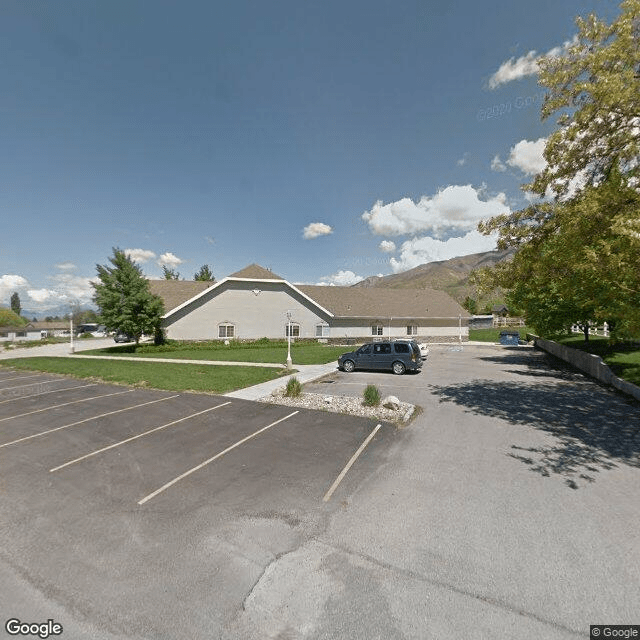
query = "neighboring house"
xmin=492 ymin=304 xmax=509 ymax=317
xmin=30 ymin=321 xmax=71 ymax=338
xmin=149 ymin=264 xmax=470 ymax=342
xmin=0 ymin=324 xmax=42 ymax=342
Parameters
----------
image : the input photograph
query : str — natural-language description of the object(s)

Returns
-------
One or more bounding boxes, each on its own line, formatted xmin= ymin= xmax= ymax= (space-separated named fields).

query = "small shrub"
xmin=285 ymin=376 xmax=302 ymax=398
xmin=362 ymin=384 xmax=380 ymax=407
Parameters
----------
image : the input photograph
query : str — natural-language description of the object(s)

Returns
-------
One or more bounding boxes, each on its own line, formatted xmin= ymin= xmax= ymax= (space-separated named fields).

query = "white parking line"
xmin=0 ymin=379 xmax=71 ymax=393
xmin=0 ymin=383 xmax=99 ymax=405
xmin=50 ymin=401 xmax=232 ymax=472
xmin=138 ymin=410 xmax=299 ymax=506
xmin=0 ymin=395 xmax=179 ymax=449
xmin=0 ymin=373 xmax=45 ymax=384
xmin=0 ymin=390 xmax=133 ymax=423
xmin=323 ymin=423 xmax=382 ymax=503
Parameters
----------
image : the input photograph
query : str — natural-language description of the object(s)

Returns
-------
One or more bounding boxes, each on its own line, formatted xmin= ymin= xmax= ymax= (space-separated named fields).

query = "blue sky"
xmin=0 ymin=0 xmax=619 ymax=315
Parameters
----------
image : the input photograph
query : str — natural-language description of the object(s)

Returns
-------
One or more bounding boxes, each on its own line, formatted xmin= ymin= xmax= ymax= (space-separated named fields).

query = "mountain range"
xmin=351 ymin=248 xmax=514 ymax=307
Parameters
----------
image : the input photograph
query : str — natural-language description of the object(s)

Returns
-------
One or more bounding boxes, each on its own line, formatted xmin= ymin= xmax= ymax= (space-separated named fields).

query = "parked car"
xmin=396 ymin=339 xmax=429 ymax=360
xmin=338 ymin=340 xmax=423 ymax=375
xmin=114 ymin=331 xmax=134 ymax=343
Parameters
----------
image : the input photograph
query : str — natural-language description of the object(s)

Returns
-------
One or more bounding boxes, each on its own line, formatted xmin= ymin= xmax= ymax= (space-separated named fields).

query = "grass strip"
xmin=79 ymin=342 xmax=350 ymax=365
xmin=556 ymin=336 xmax=640 ymax=387
xmin=0 ymin=358 xmax=290 ymax=394
xmin=468 ymin=327 xmax=535 ymax=342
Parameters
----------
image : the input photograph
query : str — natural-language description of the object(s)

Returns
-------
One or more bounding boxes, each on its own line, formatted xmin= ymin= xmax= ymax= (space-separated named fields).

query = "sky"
xmin=0 ymin=0 xmax=620 ymax=316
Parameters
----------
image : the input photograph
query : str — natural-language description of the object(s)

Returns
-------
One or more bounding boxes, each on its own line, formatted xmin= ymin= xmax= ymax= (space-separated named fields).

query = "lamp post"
xmin=286 ymin=310 xmax=292 ymax=370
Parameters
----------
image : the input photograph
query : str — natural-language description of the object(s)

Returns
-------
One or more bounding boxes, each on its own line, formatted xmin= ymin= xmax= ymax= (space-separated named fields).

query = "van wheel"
xmin=342 ymin=360 xmax=355 ymax=373
xmin=392 ymin=361 xmax=406 ymax=375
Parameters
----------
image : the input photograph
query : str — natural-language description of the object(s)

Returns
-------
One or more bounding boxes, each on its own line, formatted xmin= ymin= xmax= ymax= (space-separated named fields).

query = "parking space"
xmin=0 ymin=369 xmax=394 ymax=511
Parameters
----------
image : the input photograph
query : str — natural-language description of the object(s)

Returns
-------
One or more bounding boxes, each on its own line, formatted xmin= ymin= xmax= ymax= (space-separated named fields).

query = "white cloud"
xmin=488 ymin=36 xmax=578 ymax=89
xmin=457 ymin=152 xmax=470 ymax=167
xmin=316 ymin=270 xmax=364 ymax=286
xmin=204 ymin=236 xmax=215 ymax=245
xmin=303 ymin=222 xmax=333 ymax=240
xmin=0 ymin=275 xmax=29 ymax=305
xmin=50 ymin=273 xmax=94 ymax=302
xmin=389 ymin=230 xmax=498 ymax=273
xmin=27 ymin=289 xmax=56 ymax=303
xmin=507 ymin=138 xmax=547 ymax=175
xmin=491 ymin=155 xmax=507 ymax=172
xmin=361 ymin=185 xmax=509 ymax=238
xmin=125 ymin=248 xmax=156 ymax=264
xmin=55 ymin=262 xmax=77 ymax=271
xmin=158 ymin=252 xmax=184 ymax=267
xmin=379 ymin=240 xmax=396 ymax=253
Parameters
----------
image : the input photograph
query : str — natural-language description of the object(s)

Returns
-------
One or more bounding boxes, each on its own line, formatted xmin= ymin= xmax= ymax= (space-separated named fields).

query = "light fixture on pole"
xmin=286 ymin=310 xmax=292 ymax=370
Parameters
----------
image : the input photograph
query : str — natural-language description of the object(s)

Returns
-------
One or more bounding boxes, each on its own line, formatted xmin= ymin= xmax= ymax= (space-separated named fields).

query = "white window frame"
xmin=285 ymin=323 xmax=300 ymax=338
xmin=371 ymin=325 xmax=383 ymax=336
xmin=218 ymin=323 xmax=235 ymax=338
xmin=406 ymin=325 xmax=418 ymax=336
xmin=315 ymin=324 xmax=330 ymax=337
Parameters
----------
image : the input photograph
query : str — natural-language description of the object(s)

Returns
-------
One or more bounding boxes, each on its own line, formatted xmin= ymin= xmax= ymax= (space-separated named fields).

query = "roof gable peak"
xmin=227 ymin=264 xmax=283 ymax=280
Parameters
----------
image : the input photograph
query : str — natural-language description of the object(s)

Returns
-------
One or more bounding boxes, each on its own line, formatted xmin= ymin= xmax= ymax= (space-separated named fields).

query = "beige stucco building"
xmin=149 ymin=264 xmax=470 ymax=343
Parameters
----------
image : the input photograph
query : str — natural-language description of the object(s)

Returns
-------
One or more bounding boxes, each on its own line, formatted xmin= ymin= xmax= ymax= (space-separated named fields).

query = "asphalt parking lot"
xmin=1 ymin=345 xmax=639 ymax=640
xmin=0 ymin=368 xmax=396 ymax=639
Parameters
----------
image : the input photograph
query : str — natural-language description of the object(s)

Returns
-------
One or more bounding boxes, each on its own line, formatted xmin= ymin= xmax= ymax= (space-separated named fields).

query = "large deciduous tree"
xmin=478 ymin=1 xmax=640 ymax=339
xmin=530 ymin=0 xmax=640 ymax=199
xmin=93 ymin=248 xmax=164 ymax=345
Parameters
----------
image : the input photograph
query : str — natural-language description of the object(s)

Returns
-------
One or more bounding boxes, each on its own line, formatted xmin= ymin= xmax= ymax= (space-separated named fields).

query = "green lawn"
xmin=0 ymin=358 xmax=290 ymax=394
xmin=468 ymin=327 xmax=535 ymax=342
xmin=556 ymin=335 xmax=640 ymax=387
xmin=80 ymin=339 xmax=351 ymax=365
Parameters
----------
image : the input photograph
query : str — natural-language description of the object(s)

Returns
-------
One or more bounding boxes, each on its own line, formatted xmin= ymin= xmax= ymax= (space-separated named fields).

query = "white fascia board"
xmin=162 ymin=277 xmax=334 ymax=320
xmin=282 ymin=280 xmax=334 ymax=318
xmin=161 ymin=278 xmax=230 ymax=319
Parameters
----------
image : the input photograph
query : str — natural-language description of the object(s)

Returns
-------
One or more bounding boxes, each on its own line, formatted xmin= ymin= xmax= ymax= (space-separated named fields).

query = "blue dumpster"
xmin=499 ymin=330 xmax=520 ymax=345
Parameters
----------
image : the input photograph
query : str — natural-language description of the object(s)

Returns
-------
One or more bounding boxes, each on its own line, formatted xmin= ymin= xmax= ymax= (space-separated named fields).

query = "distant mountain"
xmin=352 ymin=249 xmax=514 ymax=306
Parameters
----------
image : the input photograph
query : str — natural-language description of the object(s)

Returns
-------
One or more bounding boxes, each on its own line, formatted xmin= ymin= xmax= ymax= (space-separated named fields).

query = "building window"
xmin=371 ymin=325 xmax=383 ymax=336
xmin=218 ymin=324 xmax=235 ymax=338
xmin=407 ymin=325 xmax=418 ymax=335
xmin=285 ymin=323 xmax=300 ymax=337
xmin=15 ymin=331 xmax=26 ymax=338
xmin=315 ymin=324 xmax=329 ymax=337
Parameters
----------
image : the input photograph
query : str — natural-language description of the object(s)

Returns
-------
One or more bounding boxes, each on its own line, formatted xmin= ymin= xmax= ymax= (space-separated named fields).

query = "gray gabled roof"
xmin=148 ymin=280 xmax=213 ymax=313
xmin=296 ymin=285 xmax=467 ymax=318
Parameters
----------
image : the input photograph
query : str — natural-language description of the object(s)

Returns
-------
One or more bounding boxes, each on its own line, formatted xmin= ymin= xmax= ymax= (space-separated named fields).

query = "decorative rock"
xmin=382 ymin=395 xmax=401 ymax=410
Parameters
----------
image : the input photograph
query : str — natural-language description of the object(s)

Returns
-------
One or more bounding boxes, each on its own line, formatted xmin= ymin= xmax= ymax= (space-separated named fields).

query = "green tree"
xmin=478 ymin=172 xmax=640 ymax=338
xmin=528 ymin=0 xmax=640 ymax=199
xmin=162 ymin=265 xmax=180 ymax=280
xmin=10 ymin=292 xmax=20 ymax=316
xmin=194 ymin=264 xmax=215 ymax=281
xmin=93 ymin=248 xmax=165 ymax=345
xmin=462 ymin=296 xmax=477 ymax=315
xmin=478 ymin=1 xmax=640 ymax=340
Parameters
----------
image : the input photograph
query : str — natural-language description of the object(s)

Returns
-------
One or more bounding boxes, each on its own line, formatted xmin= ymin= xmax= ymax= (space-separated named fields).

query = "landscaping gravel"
xmin=259 ymin=389 xmax=415 ymax=423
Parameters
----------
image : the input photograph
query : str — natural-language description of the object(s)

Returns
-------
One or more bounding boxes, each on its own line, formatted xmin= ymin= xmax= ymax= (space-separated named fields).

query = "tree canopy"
xmin=477 ymin=1 xmax=640 ymax=339
xmin=10 ymin=292 xmax=21 ymax=316
xmin=93 ymin=248 xmax=164 ymax=344
xmin=162 ymin=266 xmax=181 ymax=280
xmin=194 ymin=264 xmax=214 ymax=281
xmin=529 ymin=0 xmax=640 ymax=199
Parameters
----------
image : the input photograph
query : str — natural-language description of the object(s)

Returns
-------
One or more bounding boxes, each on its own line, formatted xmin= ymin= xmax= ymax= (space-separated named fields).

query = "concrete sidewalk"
xmin=224 ymin=362 xmax=337 ymax=399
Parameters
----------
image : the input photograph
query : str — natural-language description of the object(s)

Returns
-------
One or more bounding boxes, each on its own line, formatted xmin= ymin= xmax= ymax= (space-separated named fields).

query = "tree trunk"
xmin=583 ymin=323 xmax=589 ymax=342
